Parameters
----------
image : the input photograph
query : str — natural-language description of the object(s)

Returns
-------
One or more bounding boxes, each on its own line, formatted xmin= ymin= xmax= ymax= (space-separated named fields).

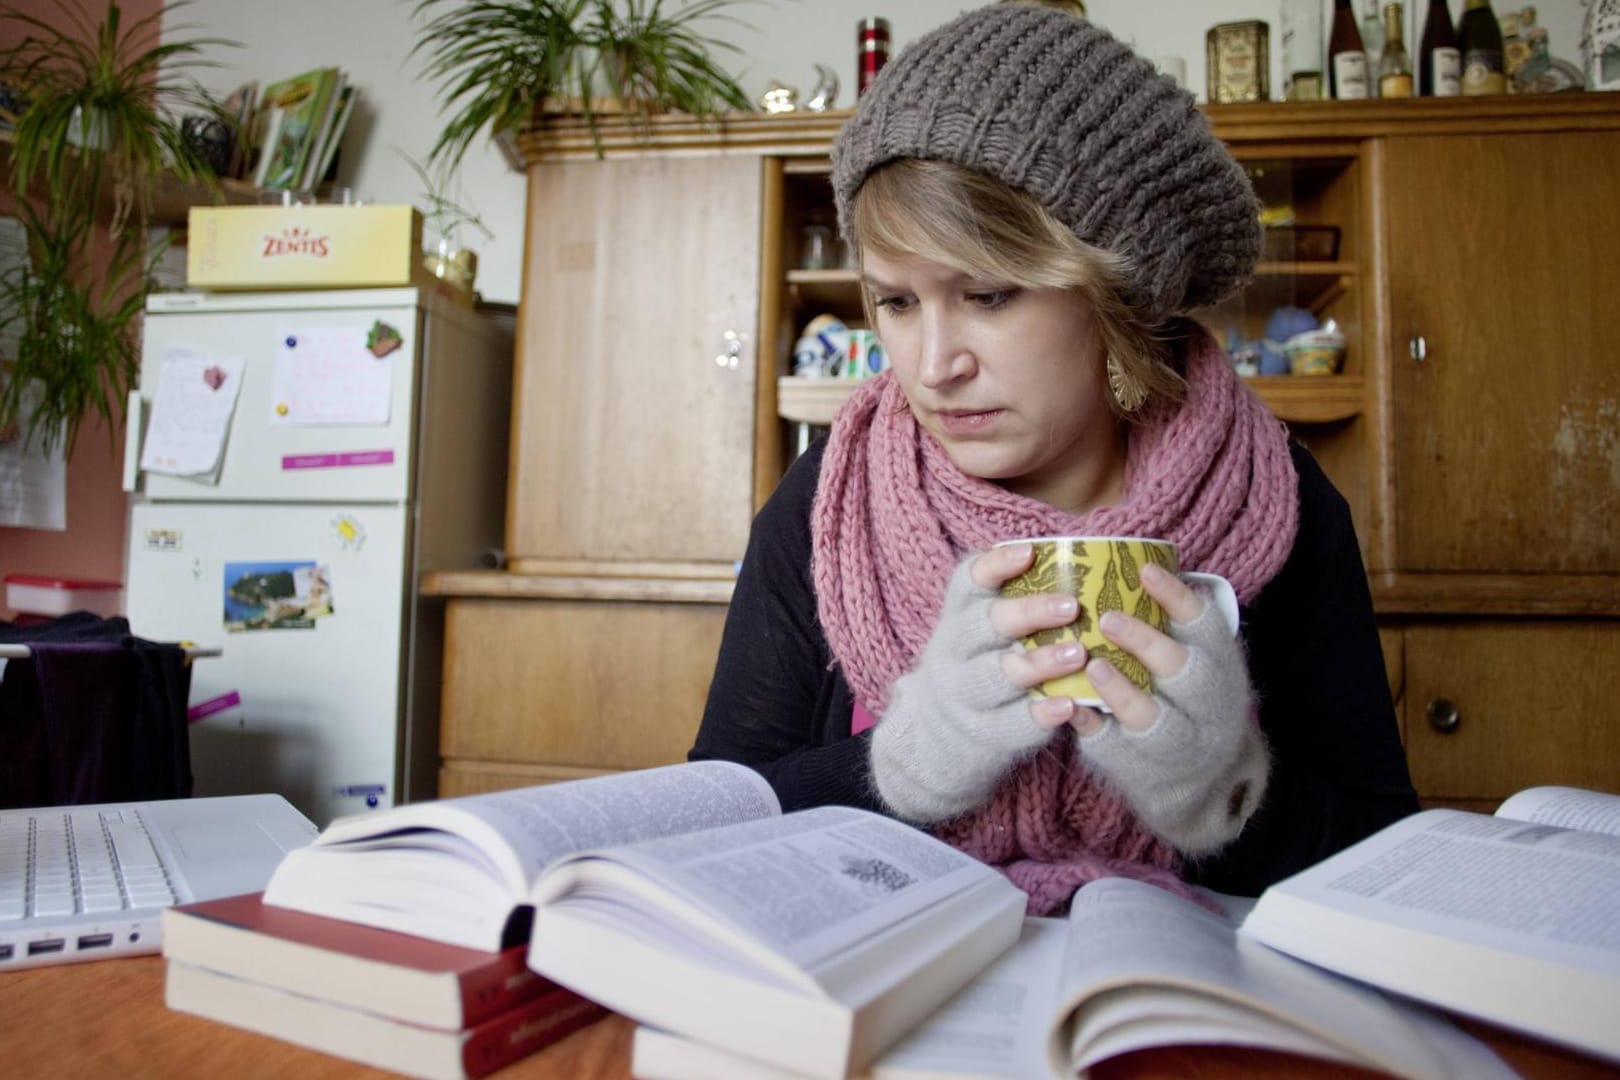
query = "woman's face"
xmin=863 ymin=247 xmax=1128 ymax=513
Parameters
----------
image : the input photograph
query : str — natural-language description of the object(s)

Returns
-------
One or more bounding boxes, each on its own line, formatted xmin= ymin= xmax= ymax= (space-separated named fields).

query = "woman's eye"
xmin=968 ymin=288 xmax=1018 ymax=309
xmin=872 ymin=294 xmax=914 ymax=314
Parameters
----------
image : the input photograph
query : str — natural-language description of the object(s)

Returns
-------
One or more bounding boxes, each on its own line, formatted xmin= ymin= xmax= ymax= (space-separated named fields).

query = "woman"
xmin=691 ymin=5 xmax=1417 ymax=909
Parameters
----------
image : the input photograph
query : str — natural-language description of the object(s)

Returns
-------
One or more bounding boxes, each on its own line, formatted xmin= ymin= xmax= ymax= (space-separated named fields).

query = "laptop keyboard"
xmin=0 ymin=808 xmax=178 ymax=921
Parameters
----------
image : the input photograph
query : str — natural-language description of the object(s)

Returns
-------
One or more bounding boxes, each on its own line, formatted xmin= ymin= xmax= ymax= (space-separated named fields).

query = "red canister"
xmin=858 ymin=17 xmax=891 ymax=95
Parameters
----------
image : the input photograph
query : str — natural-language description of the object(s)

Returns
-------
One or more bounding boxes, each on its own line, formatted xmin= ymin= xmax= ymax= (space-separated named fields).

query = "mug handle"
xmin=1182 ymin=572 xmax=1239 ymax=636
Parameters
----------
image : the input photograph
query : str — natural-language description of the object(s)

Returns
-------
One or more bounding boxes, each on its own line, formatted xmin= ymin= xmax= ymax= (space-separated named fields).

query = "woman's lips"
xmin=935 ymin=408 xmax=1003 ymax=437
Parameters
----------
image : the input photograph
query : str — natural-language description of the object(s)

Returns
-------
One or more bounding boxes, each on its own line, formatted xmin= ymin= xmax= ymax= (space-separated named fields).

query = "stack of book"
xmin=251 ymin=66 xmax=358 ymax=192
xmin=160 ymin=892 xmax=606 ymax=1080
xmin=165 ymin=761 xmax=1620 ymax=1079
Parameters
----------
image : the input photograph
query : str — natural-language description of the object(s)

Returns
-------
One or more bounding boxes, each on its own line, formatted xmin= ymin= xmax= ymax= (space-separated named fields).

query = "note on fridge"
xmin=268 ymin=324 xmax=398 ymax=426
xmin=139 ymin=348 xmax=248 ymax=480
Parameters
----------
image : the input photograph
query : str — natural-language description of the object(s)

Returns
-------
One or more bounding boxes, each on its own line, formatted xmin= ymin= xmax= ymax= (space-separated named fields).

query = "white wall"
xmin=171 ymin=0 xmax=1589 ymax=305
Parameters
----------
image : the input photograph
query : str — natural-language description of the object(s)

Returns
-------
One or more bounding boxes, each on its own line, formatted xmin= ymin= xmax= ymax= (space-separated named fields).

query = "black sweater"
xmin=691 ymin=438 xmax=1419 ymax=896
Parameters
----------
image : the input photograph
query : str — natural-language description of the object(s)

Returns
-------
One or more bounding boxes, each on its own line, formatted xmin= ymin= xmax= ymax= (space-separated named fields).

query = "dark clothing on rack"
xmin=691 ymin=438 xmax=1420 ymax=897
xmin=0 ymin=613 xmax=193 ymax=807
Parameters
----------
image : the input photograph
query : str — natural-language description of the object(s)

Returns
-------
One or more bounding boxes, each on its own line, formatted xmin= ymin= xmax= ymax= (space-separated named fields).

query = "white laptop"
xmin=0 ymin=794 xmax=317 ymax=971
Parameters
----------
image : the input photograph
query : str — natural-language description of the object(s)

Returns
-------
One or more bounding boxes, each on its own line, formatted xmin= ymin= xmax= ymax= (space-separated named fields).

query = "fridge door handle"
xmin=122 ymin=389 xmax=144 ymax=493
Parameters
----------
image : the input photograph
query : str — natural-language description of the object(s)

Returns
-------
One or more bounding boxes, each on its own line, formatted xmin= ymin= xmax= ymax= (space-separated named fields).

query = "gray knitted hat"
xmin=831 ymin=5 xmax=1261 ymax=322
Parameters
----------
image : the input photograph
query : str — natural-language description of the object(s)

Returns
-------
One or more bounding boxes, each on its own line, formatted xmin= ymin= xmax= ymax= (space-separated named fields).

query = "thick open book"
xmin=262 ymin=761 xmax=785 ymax=950
xmin=262 ymin=761 xmax=1026 ymax=1079
xmin=632 ymin=876 xmax=1511 ymax=1080
xmin=1239 ymin=785 xmax=1620 ymax=1066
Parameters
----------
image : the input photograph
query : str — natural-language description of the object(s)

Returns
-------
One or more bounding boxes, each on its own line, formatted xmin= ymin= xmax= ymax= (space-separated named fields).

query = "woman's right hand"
xmin=867 ymin=545 xmax=1083 ymax=823
xmin=976 ymin=542 xmax=1090 ymax=732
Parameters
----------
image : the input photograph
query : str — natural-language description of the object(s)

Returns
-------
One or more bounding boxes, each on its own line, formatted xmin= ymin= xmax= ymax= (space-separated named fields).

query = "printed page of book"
xmin=1051 ymin=878 xmax=1514 ymax=1080
xmin=631 ymin=920 xmax=1062 ymax=1080
xmin=1496 ymin=786 xmax=1620 ymax=836
xmin=263 ymin=761 xmax=779 ymax=949
xmin=535 ymin=806 xmax=1007 ymax=977
xmin=1239 ymin=809 xmax=1620 ymax=1064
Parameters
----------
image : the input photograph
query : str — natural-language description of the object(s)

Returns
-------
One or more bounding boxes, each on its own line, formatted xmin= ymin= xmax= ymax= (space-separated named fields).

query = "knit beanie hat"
xmin=831 ymin=5 xmax=1262 ymax=323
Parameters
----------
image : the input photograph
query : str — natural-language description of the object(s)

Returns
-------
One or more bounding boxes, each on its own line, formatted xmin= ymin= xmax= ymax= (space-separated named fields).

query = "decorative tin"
xmin=1207 ymin=20 xmax=1272 ymax=103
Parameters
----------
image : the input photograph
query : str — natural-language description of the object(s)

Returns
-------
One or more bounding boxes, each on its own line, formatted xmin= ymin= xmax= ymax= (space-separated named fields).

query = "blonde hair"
xmin=848 ymin=159 xmax=1186 ymax=414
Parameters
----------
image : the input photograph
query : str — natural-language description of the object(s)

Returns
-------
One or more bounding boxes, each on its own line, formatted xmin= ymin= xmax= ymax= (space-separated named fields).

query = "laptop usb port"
xmin=27 ymin=939 xmax=65 ymax=956
xmin=77 ymin=933 xmax=115 ymax=950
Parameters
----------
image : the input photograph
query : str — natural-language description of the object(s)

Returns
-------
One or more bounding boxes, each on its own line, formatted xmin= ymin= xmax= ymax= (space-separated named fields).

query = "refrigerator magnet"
xmin=187 ymin=690 xmax=242 ymax=723
xmin=331 ymin=513 xmax=367 ymax=551
xmin=223 ymin=559 xmax=335 ymax=632
xmin=365 ymin=320 xmax=403 ymax=357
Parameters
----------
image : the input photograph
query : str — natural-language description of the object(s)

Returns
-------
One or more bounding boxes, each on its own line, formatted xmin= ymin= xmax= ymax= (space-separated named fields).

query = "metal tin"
xmin=1207 ymin=20 xmax=1272 ymax=103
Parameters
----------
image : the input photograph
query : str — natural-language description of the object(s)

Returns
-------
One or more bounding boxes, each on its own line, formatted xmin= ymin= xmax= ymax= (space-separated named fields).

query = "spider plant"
xmin=410 ymin=0 xmax=762 ymax=172
xmin=0 ymin=198 xmax=155 ymax=456
xmin=0 ymin=0 xmax=234 ymax=455
xmin=1 ymin=0 xmax=233 ymax=236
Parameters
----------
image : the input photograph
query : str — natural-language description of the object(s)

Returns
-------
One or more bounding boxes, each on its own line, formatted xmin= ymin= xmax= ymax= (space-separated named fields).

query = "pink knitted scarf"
xmin=811 ymin=325 xmax=1299 ymax=913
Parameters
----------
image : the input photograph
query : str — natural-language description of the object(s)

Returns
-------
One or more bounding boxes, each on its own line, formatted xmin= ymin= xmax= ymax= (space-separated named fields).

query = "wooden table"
xmin=3 ymin=955 xmax=1616 ymax=1079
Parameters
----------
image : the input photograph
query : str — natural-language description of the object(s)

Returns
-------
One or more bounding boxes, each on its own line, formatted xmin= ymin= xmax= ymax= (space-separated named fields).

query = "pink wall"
xmin=0 ymin=0 xmax=162 ymax=620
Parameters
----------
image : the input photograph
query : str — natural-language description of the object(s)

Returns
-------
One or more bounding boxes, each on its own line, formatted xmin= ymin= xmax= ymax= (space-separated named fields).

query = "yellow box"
xmin=186 ymin=204 xmax=425 ymax=290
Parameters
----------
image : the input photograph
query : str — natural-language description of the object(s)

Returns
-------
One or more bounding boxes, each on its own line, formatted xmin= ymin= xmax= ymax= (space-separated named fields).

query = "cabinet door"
xmin=1401 ymin=621 xmax=1620 ymax=810
xmin=439 ymin=598 xmax=726 ymax=772
xmin=1377 ymin=132 xmax=1620 ymax=575
xmin=508 ymin=154 xmax=763 ymax=569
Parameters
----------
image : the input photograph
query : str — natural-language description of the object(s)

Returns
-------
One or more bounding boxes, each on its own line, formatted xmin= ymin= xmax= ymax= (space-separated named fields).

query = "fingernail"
xmin=1054 ymin=642 xmax=1084 ymax=664
xmin=1051 ymin=595 xmax=1078 ymax=619
xmin=1003 ymin=542 xmax=1032 ymax=561
xmin=1099 ymin=610 xmax=1126 ymax=635
xmin=1141 ymin=562 xmax=1167 ymax=583
xmin=1088 ymin=658 xmax=1114 ymax=684
xmin=1034 ymin=695 xmax=1076 ymax=729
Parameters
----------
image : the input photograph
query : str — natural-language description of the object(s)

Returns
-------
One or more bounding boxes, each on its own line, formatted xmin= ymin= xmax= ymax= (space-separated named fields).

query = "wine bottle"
xmin=1418 ymin=0 xmax=1462 ymax=95
xmin=1379 ymin=2 xmax=1414 ymax=97
xmin=1329 ymin=0 xmax=1371 ymax=99
xmin=1457 ymin=0 xmax=1507 ymax=95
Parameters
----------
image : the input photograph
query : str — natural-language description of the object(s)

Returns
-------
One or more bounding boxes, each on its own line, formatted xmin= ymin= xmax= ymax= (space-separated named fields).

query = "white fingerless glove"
xmin=1078 ymin=599 xmax=1269 ymax=855
xmin=869 ymin=558 xmax=1052 ymax=823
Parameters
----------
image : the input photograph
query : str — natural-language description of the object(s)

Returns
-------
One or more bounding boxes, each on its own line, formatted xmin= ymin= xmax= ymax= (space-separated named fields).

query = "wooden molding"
xmin=1370 ymin=573 xmax=1620 ymax=617
xmin=424 ymin=568 xmax=734 ymax=605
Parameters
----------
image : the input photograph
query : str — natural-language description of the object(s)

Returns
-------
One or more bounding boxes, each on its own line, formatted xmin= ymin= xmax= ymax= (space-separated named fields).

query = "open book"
xmin=632 ymin=876 xmax=1512 ymax=1080
xmin=262 ymin=761 xmax=1026 ymax=1080
xmin=1239 ymin=785 xmax=1620 ymax=1066
xmin=262 ymin=761 xmax=785 ymax=950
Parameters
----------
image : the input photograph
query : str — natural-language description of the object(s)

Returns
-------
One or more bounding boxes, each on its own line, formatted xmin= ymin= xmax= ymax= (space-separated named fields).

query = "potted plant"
xmin=0 ymin=0 xmax=233 ymax=454
xmin=398 ymin=148 xmax=495 ymax=296
xmin=410 ymin=0 xmax=762 ymax=171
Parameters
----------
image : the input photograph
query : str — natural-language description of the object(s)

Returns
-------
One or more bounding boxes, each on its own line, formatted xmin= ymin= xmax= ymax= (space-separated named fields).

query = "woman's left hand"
xmin=1068 ymin=561 xmax=1206 ymax=736
xmin=1067 ymin=561 xmax=1269 ymax=855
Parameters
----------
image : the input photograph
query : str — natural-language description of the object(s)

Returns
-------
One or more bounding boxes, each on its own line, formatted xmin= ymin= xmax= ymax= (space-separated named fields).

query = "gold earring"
xmin=1107 ymin=355 xmax=1147 ymax=413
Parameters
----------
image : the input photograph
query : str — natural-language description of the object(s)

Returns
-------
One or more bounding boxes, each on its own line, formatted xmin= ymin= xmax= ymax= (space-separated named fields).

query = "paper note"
xmin=269 ymin=325 xmax=397 ymax=426
xmin=139 ymin=349 xmax=248 ymax=479
xmin=0 ymin=396 xmax=67 ymax=530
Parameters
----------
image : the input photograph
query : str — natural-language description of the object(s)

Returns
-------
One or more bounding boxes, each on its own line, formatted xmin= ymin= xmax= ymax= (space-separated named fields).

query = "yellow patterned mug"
xmin=996 ymin=536 xmax=1239 ymax=709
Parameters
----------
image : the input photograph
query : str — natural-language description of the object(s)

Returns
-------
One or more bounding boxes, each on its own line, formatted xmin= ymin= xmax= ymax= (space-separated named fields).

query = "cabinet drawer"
xmin=1401 ymin=621 xmax=1620 ymax=808
xmin=440 ymin=598 xmax=727 ymax=771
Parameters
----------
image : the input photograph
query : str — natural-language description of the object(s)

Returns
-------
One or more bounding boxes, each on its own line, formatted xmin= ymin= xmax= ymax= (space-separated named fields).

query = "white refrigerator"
xmin=123 ymin=287 xmax=512 ymax=825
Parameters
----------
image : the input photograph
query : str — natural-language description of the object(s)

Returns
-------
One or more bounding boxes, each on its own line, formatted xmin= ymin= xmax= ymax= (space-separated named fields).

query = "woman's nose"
xmin=917 ymin=311 xmax=974 ymax=388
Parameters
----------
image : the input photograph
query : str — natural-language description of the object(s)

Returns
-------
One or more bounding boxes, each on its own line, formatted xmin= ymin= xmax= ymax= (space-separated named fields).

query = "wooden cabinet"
xmin=506 ymin=152 xmax=766 ymax=572
xmin=1376 ymin=130 xmax=1620 ymax=578
xmin=1398 ymin=622 xmax=1620 ymax=813
xmin=430 ymin=98 xmax=1620 ymax=807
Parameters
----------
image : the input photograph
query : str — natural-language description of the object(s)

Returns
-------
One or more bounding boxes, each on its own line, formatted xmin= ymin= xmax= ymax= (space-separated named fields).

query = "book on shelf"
xmin=260 ymin=760 xmax=1026 ymax=1080
xmin=1239 ymin=784 xmax=1620 ymax=1067
xmin=253 ymin=66 xmax=342 ymax=190
xmin=306 ymin=82 xmax=356 ymax=190
xmin=630 ymin=876 xmax=1513 ymax=1080
xmin=160 ymin=891 xmax=549 ymax=1030
xmin=164 ymin=959 xmax=604 ymax=1080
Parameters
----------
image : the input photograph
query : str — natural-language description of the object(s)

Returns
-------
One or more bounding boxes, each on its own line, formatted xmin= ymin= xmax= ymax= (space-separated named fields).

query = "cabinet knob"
xmin=1409 ymin=335 xmax=1429 ymax=363
xmin=1425 ymin=697 xmax=1461 ymax=734
xmin=714 ymin=329 xmax=746 ymax=371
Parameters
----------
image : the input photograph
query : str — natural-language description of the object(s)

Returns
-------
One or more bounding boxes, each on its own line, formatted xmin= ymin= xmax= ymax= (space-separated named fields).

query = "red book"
xmin=161 ymin=891 xmax=549 ymax=1029
xmin=165 ymin=959 xmax=606 ymax=1080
